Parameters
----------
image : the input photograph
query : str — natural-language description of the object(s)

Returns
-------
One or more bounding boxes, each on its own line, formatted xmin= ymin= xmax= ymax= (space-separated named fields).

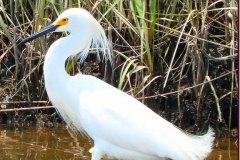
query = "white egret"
xmin=19 ymin=8 xmax=214 ymax=160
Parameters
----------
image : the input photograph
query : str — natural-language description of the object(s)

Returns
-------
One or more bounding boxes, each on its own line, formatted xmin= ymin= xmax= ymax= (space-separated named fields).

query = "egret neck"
xmin=43 ymin=31 xmax=91 ymax=106
xmin=43 ymin=32 xmax=92 ymax=133
xmin=43 ymin=32 xmax=92 ymax=86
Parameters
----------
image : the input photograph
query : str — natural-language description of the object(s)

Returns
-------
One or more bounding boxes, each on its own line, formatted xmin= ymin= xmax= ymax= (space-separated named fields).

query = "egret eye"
xmin=62 ymin=18 xmax=68 ymax=22
xmin=57 ymin=18 xmax=69 ymax=26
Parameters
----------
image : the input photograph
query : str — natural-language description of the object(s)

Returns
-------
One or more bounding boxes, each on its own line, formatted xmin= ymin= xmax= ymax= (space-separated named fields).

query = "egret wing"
xmin=76 ymin=75 xmax=180 ymax=156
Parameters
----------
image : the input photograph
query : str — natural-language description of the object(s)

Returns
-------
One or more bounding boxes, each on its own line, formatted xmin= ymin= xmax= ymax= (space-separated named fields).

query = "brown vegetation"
xmin=0 ymin=1 xmax=238 ymax=136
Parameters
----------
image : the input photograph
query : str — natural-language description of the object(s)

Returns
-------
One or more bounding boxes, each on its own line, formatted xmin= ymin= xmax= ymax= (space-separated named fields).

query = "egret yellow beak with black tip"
xmin=19 ymin=8 xmax=214 ymax=160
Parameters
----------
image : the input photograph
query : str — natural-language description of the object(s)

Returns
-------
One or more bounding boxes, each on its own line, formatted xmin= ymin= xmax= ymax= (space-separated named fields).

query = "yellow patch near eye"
xmin=56 ymin=18 xmax=69 ymax=26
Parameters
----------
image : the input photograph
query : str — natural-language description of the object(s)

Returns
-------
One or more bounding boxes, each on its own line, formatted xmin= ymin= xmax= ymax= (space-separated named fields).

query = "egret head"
xmin=19 ymin=8 xmax=112 ymax=64
xmin=53 ymin=8 xmax=98 ymax=34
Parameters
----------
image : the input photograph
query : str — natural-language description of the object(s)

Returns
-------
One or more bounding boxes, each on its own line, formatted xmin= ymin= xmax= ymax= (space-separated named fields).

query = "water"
xmin=0 ymin=124 xmax=238 ymax=160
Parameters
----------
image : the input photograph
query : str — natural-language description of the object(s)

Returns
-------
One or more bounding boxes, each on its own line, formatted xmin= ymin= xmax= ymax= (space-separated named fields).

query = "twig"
xmin=163 ymin=10 xmax=195 ymax=88
xmin=0 ymin=101 xmax=48 ymax=105
xmin=206 ymin=76 xmax=222 ymax=122
xmin=0 ymin=106 xmax=54 ymax=112
xmin=204 ymin=53 xmax=237 ymax=61
xmin=141 ymin=70 xmax=236 ymax=99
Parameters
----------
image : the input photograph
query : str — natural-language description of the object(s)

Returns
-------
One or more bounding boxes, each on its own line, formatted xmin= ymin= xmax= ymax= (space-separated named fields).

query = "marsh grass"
xmin=0 ymin=0 xmax=238 ymax=135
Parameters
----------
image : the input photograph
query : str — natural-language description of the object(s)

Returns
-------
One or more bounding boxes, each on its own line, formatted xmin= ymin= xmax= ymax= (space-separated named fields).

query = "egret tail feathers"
xmin=183 ymin=127 xmax=215 ymax=160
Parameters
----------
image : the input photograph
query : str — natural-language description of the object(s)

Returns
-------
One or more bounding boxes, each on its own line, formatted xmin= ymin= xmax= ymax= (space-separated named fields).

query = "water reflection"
xmin=0 ymin=124 xmax=92 ymax=159
xmin=0 ymin=124 xmax=238 ymax=159
xmin=206 ymin=138 xmax=238 ymax=160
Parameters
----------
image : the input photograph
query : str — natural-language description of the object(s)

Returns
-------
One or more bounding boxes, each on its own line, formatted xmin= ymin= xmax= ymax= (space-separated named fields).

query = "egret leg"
xmin=89 ymin=147 xmax=103 ymax=160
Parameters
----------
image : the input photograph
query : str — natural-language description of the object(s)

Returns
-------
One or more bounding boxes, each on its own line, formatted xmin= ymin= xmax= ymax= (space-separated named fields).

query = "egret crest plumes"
xmin=54 ymin=8 xmax=112 ymax=64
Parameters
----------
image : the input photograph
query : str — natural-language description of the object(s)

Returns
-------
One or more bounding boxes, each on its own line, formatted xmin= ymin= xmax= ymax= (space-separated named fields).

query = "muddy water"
xmin=0 ymin=124 xmax=238 ymax=160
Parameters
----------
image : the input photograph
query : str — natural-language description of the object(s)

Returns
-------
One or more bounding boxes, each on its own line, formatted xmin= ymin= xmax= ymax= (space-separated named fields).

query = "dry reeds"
xmin=0 ymin=1 xmax=238 ymax=135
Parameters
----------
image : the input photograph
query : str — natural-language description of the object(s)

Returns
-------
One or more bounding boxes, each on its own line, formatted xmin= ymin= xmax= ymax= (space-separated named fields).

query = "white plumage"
xmin=20 ymin=8 xmax=214 ymax=160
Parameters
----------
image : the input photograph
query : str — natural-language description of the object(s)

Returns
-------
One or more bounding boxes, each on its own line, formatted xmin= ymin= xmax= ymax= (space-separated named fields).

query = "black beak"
xmin=18 ymin=24 xmax=58 ymax=46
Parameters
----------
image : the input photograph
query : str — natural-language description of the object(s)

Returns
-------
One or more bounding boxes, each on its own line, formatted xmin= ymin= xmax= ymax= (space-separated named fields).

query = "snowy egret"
xmin=19 ymin=8 xmax=214 ymax=160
